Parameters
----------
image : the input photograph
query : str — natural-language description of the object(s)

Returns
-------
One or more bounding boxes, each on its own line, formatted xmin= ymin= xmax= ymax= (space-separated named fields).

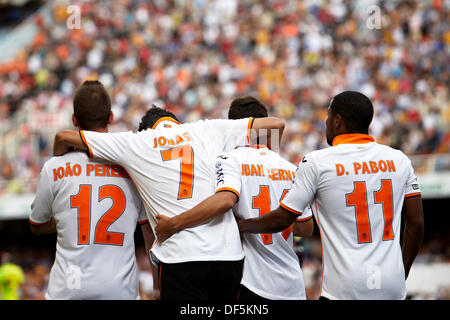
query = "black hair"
xmin=73 ymin=80 xmax=111 ymax=130
xmin=138 ymin=105 xmax=180 ymax=131
xmin=329 ymin=91 xmax=374 ymax=133
xmin=228 ymin=96 xmax=268 ymax=120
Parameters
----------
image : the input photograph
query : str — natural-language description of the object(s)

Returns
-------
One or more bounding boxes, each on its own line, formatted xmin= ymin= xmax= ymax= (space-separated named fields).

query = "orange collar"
xmin=332 ymin=134 xmax=375 ymax=146
xmin=151 ymin=117 xmax=181 ymax=129
xmin=235 ymin=144 xmax=268 ymax=150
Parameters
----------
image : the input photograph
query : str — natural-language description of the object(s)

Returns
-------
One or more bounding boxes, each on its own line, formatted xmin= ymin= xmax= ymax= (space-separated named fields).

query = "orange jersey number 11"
xmin=346 ymin=179 xmax=394 ymax=244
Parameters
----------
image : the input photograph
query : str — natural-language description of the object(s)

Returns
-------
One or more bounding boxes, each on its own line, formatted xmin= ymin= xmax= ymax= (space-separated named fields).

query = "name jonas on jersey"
xmin=241 ymin=164 xmax=295 ymax=181
xmin=52 ymin=163 xmax=130 ymax=181
xmin=335 ymin=160 xmax=396 ymax=176
xmin=152 ymin=132 xmax=191 ymax=148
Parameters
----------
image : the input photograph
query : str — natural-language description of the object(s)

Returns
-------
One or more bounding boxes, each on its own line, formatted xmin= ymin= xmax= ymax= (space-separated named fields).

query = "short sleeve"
xmin=202 ymin=118 xmax=254 ymax=152
xmin=214 ymin=153 xmax=242 ymax=201
xmin=280 ymin=154 xmax=318 ymax=216
xmin=81 ymin=130 xmax=137 ymax=165
xmin=137 ymin=201 xmax=149 ymax=225
xmin=30 ymin=163 xmax=54 ymax=225
xmin=404 ymin=158 xmax=421 ymax=198
xmin=296 ymin=206 xmax=313 ymax=221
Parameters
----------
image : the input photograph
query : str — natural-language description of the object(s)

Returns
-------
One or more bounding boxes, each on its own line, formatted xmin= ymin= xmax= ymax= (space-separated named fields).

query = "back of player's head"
xmin=138 ymin=105 xmax=180 ymax=131
xmin=73 ymin=80 xmax=111 ymax=130
xmin=228 ymin=96 xmax=268 ymax=120
xmin=329 ymin=91 xmax=373 ymax=133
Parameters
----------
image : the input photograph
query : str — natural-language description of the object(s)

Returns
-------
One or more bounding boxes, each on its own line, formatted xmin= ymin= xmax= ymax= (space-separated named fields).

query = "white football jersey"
xmin=30 ymin=151 xmax=148 ymax=300
xmin=81 ymin=117 xmax=254 ymax=263
xmin=281 ymin=134 xmax=421 ymax=300
xmin=214 ymin=145 xmax=312 ymax=300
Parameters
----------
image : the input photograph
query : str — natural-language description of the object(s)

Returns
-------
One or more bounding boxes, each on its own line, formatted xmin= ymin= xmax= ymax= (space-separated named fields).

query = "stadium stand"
xmin=0 ymin=0 xmax=448 ymax=299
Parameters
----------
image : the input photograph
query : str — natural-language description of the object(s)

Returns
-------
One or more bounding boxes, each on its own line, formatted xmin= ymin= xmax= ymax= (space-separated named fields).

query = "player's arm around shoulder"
xmin=54 ymin=130 xmax=87 ymax=156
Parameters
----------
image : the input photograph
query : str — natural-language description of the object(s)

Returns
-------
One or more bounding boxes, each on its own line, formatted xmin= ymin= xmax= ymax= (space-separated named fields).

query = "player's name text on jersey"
xmin=52 ymin=163 xmax=130 ymax=181
xmin=336 ymin=160 xmax=396 ymax=176
xmin=152 ymin=132 xmax=191 ymax=148
xmin=241 ymin=163 xmax=295 ymax=181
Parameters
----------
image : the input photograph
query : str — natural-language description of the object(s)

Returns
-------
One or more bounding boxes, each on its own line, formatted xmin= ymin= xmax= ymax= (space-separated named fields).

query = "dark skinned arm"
xmin=30 ymin=217 xmax=57 ymax=235
xmin=238 ymin=206 xmax=299 ymax=234
xmin=401 ymin=195 xmax=424 ymax=279
xmin=292 ymin=218 xmax=314 ymax=238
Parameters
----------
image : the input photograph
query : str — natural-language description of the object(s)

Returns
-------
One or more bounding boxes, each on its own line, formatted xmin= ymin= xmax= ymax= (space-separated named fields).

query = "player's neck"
xmin=79 ymin=127 xmax=108 ymax=133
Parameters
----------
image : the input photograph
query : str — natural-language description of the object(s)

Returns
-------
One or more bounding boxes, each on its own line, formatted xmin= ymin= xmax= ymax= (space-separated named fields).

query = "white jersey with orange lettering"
xmin=214 ymin=145 xmax=312 ymax=300
xmin=30 ymin=151 xmax=148 ymax=300
xmin=80 ymin=117 xmax=255 ymax=264
xmin=280 ymin=134 xmax=421 ymax=300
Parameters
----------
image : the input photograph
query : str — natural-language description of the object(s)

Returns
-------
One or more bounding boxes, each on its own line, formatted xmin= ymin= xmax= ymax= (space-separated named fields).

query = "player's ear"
xmin=72 ymin=114 xmax=79 ymax=127
xmin=108 ymin=111 xmax=114 ymax=125
xmin=335 ymin=113 xmax=344 ymax=131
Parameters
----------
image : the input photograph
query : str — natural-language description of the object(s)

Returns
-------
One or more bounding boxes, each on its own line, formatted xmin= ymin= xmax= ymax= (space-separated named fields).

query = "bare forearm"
xmin=30 ymin=217 xmax=56 ymax=235
xmin=54 ymin=130 xmax=87 ymax=156
xmin=401 ymin=196 xmax=424 ymax=279
xmin=251 ymin=117 xmax=285 ymax=146
xmin=172 ymin=192 xmax=237 ymax=232
xmin=238 ymin=207 xmax=296 ymax=234
xmin=402 ymin=222 xmax=424 ymax=279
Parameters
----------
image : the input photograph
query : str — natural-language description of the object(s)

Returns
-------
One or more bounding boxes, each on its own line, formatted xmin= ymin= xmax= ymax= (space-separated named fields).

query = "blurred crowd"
xmin=0 ymin=0 xmax=449 ymax=195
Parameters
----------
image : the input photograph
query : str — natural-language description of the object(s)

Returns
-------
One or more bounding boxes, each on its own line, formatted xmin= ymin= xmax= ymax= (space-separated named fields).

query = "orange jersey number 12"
xmin=71 ymin=184 xmax=126 ymax=246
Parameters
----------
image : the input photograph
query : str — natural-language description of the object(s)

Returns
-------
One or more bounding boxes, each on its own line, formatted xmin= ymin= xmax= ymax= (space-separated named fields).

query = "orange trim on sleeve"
xmin=79 ymin=130 xmax=94 ymax=158
xmin=216 ymin=187 xmax=240 ymax=200
xmin=296 ymin=216 xmax=312 ymax=222
xmin=151 ymin=117 xmax=181 ymax=129
xmin=138 ymin=219 xmax=149 ymax=225
xmin=280 ymin=202 xmax=302 ymax=216
xmin=246 ymin=117 xmax=255 ymax=144
xmin=29 ymin=219 xmax=50 ymax=226
xmin=405 ymin=192 xmax=421 ymax=198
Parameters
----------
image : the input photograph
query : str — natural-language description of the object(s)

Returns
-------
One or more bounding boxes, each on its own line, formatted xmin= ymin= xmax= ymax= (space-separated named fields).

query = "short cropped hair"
xmin=228 ymin=96 xmax=268 ymax=120
xmin=329 ymin=91 xmax=374 ymax=133
xmin=138 ymin=106 xmax=180 ymax=131
xmin=73 ymin=80 xmax=111 ymax=130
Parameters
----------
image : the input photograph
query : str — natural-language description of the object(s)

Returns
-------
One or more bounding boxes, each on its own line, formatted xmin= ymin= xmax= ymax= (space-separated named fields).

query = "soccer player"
xmin=155 ymin=96 xmax=314 ymax=300
xmin=29 ymin=80 xmax=155 ymax=300
xmin=238 ymin=91 xmax=424 ymax=300
xmin=0 ymin=253 xmax=25 ymax=300
xmin=52 ymin=103 xmax=285 ymax=300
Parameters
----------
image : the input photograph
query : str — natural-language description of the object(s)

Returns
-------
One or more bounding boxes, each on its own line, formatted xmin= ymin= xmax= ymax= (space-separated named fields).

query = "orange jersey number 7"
xmin=161 ymin=144 xmax=194 ymax=200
